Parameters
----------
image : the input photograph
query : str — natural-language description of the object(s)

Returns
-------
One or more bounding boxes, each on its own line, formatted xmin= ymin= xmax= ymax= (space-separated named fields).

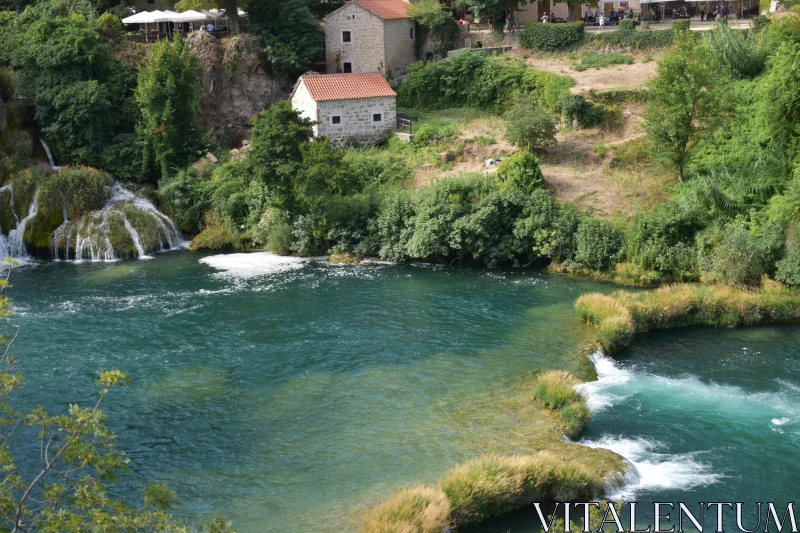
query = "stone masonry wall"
xmin=383 ymin=18 xmax=417 ymax=77
xmin=325 ymin=3 xmax=386 ymax=74
xmin=317 ymin=96 xmax=396 ymax=146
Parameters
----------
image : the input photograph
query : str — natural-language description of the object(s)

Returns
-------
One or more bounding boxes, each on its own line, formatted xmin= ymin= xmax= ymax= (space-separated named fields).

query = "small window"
xmin=342 ymin=31 xmax=351 ymax=43
xmin=410 ymin=27 xmax=415 ymax=39
xmin=372 ymin=113 xmax=382 ymax=122
xmin=343 ymin=62 xmax=353 ymax=73
xmin=332 ymin=116 xmax=342 ymax=125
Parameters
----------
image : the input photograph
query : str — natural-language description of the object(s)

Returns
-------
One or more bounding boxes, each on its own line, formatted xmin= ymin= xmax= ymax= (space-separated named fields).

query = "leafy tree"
xmin=409 ymin=0 xmax=458 ymax=57
xmin=504 ymin=93 xmax=557 ymax=151
xmin=0 ymin=266 xmax=232 ymax=532
xmin=245 ymin=100 xmax=314 ymax=214
xmin=643 ymin=34 xmax=723 ymax=182
xmin=9 ymin=12 xmax=138 ymax=174
xmin=136 ymin=34 xmax=204 ymax=181
xmin=494 ymin=151 xmax=545 ymax=194
xmin=247 ymin=0 xmax=322 ymax=78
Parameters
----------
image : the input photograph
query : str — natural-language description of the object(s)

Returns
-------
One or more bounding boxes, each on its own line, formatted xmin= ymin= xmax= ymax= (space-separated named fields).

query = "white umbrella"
xmin=172 ymin=9 xmax=210 ymax=21
xmin=121 ymin=11 xmax=163 ymax=42
xmin=121 ymin=11 xmax=156 ymax=23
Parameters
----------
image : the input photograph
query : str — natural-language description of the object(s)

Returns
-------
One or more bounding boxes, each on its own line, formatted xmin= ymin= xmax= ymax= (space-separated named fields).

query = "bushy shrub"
xmin=411 ymin=121 xmax=460 ymax=146
xmin=494 ymin=151 xmax=545 ymax=194
xmin=503 ymin=93 xmax=557 ymax=151
xmin=707 ymin=223 xmax=767 ymax=287
xmin=624 ymin=203 xmax=703 ymax=279
xmin=672 ymin=19 xmax=690 ymax=32
xmin=584 ymin=27 xmax=674 ymax=50
xmin=618 ymin=19 xmax=637 ymax=36
xmin=520 ymin=22 xmax=585 ymax=52
xmin=559 ymin=94 xmax=605 ymax=128
xmin=575 ymin=218 xmax=623 ymax=270
xmin=398 ymin=52 xmax=572 ymax=112
xmin=776 ymin=244 xmax=800 ymax=288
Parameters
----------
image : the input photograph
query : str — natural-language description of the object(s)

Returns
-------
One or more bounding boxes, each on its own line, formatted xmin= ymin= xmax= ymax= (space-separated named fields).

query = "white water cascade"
xmin=38 ymin=137 xmax=63 ymax=170
xmin=1 ymin=180 xmax=183 ymax=261
xmin=6 ymin=187 xmax=39 ymax=258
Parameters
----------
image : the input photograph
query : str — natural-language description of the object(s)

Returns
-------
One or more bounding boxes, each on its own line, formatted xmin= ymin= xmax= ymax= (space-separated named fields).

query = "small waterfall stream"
xmin=38 ymin=137 xmax=62 ymax=170
xmin=1 ymin=179 xmax=183 ymax=262
xmin=6 ymin=188 xmax=39 ymax=258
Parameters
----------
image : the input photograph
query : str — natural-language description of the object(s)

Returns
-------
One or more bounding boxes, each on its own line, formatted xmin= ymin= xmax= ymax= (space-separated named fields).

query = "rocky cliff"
xmin=187 ymin=32 xmax=288 ymax=142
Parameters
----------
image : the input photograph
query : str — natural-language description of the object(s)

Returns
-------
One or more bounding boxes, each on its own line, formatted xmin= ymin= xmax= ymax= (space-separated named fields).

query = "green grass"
xmin=532 ymin=370 xmax=592 ymax=439
xmin=361 ymin=446 xmax=625 ymax=532
xmin=576 ymin=279 xmax=800 ymax=354
xmin=572 ymin=52 xmax=634 ymax=72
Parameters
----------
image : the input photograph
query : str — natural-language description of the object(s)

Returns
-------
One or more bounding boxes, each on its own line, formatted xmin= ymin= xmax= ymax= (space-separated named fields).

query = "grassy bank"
xmin=360 ymin=369 xmax=621 ymax=533
xmin=360 ymin=444 xmax=625 ymax=532
xmin=533 ymin=370 xmax=591 ymax=439
xmin=576 ymin=279 xmax=800 ymax=354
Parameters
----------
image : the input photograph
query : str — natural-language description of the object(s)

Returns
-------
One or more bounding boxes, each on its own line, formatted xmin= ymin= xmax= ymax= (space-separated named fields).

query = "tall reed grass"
xmin=576 ymin=278 xmax=800 ymax=353
xmin=360 ymin=445 xmax=625 ymax=532
xmin=533 ymin=371 xmax=591 ymax=439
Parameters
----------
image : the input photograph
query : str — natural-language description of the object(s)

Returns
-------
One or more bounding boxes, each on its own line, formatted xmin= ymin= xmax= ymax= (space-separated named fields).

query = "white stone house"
xmin=323 ymin=0 xmax=417 ymax=78
xmin=291 ymin=72 xmax=397 ymax=146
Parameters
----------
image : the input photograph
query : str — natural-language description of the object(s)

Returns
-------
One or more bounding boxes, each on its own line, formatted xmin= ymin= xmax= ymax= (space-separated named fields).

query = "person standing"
xmin=700 ymin=6 xmax=705 ymax=20
xmin=599 ymin=9 xmax=605 ymax=27
xmin=541 ymin=12 xmax=549 ymax=22
xmin=207 ymin=21 xmax=215 ymax=33
xmin=586 ymin=6 xmax=593 ymax=23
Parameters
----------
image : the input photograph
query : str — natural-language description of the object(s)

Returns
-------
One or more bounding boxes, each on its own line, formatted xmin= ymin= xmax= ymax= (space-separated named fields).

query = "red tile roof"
xmin=353 ymin=0 xmax=411 ymax=19
xmin=297 ymin=72 xmax=397 ymax=102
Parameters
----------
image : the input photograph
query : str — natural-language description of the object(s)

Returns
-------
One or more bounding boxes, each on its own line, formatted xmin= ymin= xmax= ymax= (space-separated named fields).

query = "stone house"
xmin=324 ymin=0 xmax=417 ymax=77
xmin=291 ymin=72 xmax=397 ymax=146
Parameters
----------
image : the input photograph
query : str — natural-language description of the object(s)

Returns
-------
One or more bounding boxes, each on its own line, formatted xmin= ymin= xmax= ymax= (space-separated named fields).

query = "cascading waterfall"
xmin=52 ymin=183 xmax=183 ymax=261
xmin=1 ymin=179 xmax=183 ymax=261
xmin=6 ymin=188 xmax=39 ymax=258
xmin=38 ymin=137 xmax=62 ymax=170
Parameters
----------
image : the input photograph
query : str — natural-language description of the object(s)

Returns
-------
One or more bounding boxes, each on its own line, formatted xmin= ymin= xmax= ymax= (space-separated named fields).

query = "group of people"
xmin=699 ymin=5 xmax=728 ymax=20
xmin=539 ymin=11 xmax=557 ymax=22
xmin=198 ymin=22 xmax=216 ymax=32
xmin=584 ymin=7 xmax=635 ymax=25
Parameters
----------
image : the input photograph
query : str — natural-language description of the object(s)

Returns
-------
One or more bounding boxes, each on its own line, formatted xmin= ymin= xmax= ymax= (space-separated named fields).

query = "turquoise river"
xmin=6 ymin=252 xmax=800 ymax=532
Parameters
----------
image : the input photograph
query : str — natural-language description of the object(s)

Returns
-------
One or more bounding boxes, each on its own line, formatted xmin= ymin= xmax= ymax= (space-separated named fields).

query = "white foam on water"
xmin=576 ymin=349 xmax=632 ymax=411
xmin=583 ymin=436 xmax=722 ymax=500
xmin=200 ymin=252 xmax=310 ymax=279
xmin=772 ymin=417 xmax=791 ymax=426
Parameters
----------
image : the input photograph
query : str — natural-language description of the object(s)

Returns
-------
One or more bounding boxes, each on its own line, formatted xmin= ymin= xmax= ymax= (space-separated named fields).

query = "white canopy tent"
xmin=171 ymin=10 xmax=210 ymax=22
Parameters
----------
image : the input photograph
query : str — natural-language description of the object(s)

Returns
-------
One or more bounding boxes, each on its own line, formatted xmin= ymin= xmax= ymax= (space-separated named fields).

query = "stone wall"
xmin=383 ymin=18 xmax=417 ymax=77
xmin=187 ymin=32 xmax=287 ymax=142
xmin=325 ymin=3 xmax=386 ymax=74
xmin=317 ymin=96 xmax=396 ymax=146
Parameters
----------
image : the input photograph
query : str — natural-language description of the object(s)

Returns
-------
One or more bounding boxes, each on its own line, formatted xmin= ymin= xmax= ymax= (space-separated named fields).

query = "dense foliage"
xmin=519 ymin=22 xmax=585 ymax=52
xmin=2 ymin=6 xmax=139 ymax=178
xmin=136 ymin=35 xmax=205 ymax=180
xmin=398 ymin=53 xmax=574 ymax=112
xmin=247 ymin=0 xmax=323 ymax=78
